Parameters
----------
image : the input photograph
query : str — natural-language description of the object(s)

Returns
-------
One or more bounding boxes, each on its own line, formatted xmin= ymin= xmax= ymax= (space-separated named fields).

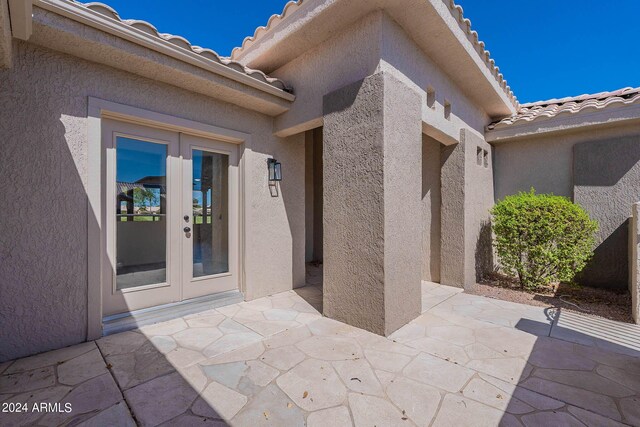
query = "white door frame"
xmin=87 ymin=97 xmax=250 ymax=339
xmin=181 ymin=133 xmax=239 ymax=300
xmin=102 ymin=120 xmax=182 ymax=315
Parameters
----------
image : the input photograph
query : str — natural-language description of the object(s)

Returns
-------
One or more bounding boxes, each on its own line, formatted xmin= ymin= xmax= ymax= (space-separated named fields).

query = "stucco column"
xmin=322 ymin=72 xmax=422 ymax=336
xmin=440 ymin=129 xmax=494 ymax=288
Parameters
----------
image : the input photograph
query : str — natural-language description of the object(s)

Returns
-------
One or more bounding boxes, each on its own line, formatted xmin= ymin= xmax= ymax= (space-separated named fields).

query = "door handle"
xmin=184 ymin=227 xmax=191 ymax=233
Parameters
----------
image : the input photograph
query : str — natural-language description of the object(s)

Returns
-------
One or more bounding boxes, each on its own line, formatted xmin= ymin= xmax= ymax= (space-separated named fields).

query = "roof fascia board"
xmin=486 ymin=103 xmax=640 ymax=143
xmin=8 ymin=0 xmax=33 ymax=40
xmin=33 ymin=0 xmax=294 ymax=102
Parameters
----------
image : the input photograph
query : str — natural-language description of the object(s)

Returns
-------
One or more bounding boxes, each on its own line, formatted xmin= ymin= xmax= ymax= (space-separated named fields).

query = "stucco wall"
xmin=422 ymin=135 xmax=441 ymax=282
xmin=462 ymin=130 xmax=495 ymax=284
xmin=0 ymin=41 xmax=304 ymax=361
xmin=271 ymin=11 xmax=492 ymax=140
xmin=323 ymin=72 xmax=422 ymax=336
xmin=272 ymin=12 xmax=383 ymax=136
xmin=574 ymin=136 xmax=640 ymax=288
xmin=379 ymin=14 xmax=489 ymax=139
xmin=493 ymin=125 xmax=640 ymax=289
xmin=493 ymin=125 xmax=640 ymax=200
xmin=440 ymin=129 xmax=494 ymax=288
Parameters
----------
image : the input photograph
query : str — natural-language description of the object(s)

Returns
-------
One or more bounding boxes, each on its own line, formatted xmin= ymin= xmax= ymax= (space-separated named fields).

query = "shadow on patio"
xmin=2 ymin=281 xmax=640 ymax=426
xmin=390 ymin=283 xmax=640 ymax=426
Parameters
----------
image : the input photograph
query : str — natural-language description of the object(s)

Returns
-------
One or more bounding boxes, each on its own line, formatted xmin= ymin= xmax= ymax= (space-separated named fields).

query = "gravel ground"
xmin=468 ymin=273 xmax=633 ymax=324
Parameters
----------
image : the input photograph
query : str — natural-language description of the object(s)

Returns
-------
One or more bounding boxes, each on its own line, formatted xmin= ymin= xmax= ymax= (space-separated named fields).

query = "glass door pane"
xmin=115 ymin=137 xmax=167 ymax=289
xmin=192 ymin=150 xmax=229 ymax=277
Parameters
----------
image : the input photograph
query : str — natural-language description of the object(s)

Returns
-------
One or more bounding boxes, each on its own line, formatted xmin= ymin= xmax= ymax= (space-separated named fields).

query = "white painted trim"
xmin=91 ymin=98 xmax=250 ymax=144
xmin=487 ymin=102 xmax=640 ymax=143
xmin=87 ymin=97 xmax=249 ymax=337
xmin=8 ymin=0 xmax=32 ymax=40
xmin=34 ymin=0 xmax=294 ymax=101
xmin=86 ymin=101 xmax=102 ymax=340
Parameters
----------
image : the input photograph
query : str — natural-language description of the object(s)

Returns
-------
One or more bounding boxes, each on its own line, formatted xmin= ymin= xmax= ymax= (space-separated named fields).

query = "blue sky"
xmin=104 ymin=0 xmax=640 ymax=103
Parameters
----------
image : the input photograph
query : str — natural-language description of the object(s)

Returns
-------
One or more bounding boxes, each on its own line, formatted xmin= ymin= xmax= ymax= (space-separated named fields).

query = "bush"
xmin=491 ymin=189 xmax=598 ymax=290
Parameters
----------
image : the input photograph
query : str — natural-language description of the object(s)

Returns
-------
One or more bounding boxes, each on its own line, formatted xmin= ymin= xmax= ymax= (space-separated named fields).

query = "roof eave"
xmin=232 ymin=0 xmax=518 ymax=117
xmin=33 ymin=0 xmax=295 ymax=102
xmin=486 ymin=102 xmax=640 ymax=143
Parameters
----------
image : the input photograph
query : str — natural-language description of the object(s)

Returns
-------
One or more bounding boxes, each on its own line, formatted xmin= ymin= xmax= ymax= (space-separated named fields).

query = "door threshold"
xmin=102 ymin=290 xmax=244 ymax=336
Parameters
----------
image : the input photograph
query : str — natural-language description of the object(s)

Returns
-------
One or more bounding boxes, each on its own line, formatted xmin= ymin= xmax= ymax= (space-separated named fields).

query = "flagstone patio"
xmin=1 ymin=279 xmax=639 ymax=426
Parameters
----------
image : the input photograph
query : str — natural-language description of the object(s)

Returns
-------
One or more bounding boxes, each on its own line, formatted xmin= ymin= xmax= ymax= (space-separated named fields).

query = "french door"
xmin=102 ymin=120 xmax=239 ymax=316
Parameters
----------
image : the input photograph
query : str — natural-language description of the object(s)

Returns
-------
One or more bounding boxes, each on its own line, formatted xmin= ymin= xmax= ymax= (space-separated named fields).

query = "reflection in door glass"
xmin=193 ymin=150 xmax=229 ymax=277
xmin=116 ymin=137 xmax=167 ymax=290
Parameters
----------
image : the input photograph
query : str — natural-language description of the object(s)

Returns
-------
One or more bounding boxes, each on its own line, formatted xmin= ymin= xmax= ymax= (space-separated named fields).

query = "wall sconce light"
xmin=267 ymin=158 xmax=282 ymax=182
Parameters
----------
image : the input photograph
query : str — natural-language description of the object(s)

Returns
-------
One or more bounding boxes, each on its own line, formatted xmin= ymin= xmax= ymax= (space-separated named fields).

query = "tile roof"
xmin=487 ymin=87 xmax=640 ymax=130
xmin=71 ymin=1 xmax=291 ymax=92
xmin=230 ymin=0 xmax=518 ymax=108
xmin=230 ymin=0 xmax=303 ymax=60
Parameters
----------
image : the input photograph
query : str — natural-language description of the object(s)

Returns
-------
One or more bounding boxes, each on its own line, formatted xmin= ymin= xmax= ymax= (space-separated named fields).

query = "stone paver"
xmin=307 ymin=406 xmax=352 ymax=427
xmin=0 ymin=342 xmax=134 ymax=426
xmin=2 ymin=279 xmax=639 ymax=427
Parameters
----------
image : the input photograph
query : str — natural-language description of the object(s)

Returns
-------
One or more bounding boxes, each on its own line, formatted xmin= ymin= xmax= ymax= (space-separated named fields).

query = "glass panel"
xmin=115 ymin=137 xmax=167 ymax=290
xmin=192 ymin=150 xmax=229 ymax=277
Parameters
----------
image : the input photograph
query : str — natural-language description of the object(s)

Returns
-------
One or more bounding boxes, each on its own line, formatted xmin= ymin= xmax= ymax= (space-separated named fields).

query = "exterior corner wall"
xmin=322 ymin=71 xmax=421 ymax=336
xmin=440 ymin=130 xmax=494 ymax=289
xmin=422 ymin=135 xmax=441 ymax=282
xmin=461 ymin=130 xmax=495 ymax=284
xmin=440 ymin=140 xmax=466 ymax=287
xmin=272 ymin=12 xmax=383 ymax=135
xmin=322 ymin=73 xmax=385 ymax=334
xmin=630 ymin=203 xmax=640 ymax=324
xmin=382 ymin=72 xmax=423 ymax=335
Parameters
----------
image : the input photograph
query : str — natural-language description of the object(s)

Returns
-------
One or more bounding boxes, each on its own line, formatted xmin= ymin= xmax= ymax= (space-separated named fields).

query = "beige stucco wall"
xmin=323 ymin=72 xmax=422 ymax=336
xmin=378 ymin=14 xmax=489 ymax=139
xmin=272 ymin=12 xmax=383 ymax=136
xmin=440 ymin=129 xmax=495 ymax=288
xmin=0 ymin=41 xmax=304 ymax=361
xmin=493 ymin=124 xmax=640 ymax=289
xmin=422 ymin=135 xmax=441 ymax=282
xmin=271 ymin=11 xmax=492 ymax=141
xmin=463 ymin=131 xmax=495 ymax=284
xmin=269 ymin=9 xmax=497 ymax=294
xmin=493 ymin=124 xmax=640 ymax=200
xmin=267 ymin=9 xmax=497 ymax=293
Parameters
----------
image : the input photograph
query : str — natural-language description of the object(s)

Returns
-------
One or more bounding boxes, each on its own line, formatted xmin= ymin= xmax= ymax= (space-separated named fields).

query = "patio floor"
xmin=1 ymin=280 xmax=640 ymax=426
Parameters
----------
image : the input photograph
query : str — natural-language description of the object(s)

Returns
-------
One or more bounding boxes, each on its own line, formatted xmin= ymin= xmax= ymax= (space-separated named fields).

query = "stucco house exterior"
xmin=1 ymin=0 xmax=639 ymax=362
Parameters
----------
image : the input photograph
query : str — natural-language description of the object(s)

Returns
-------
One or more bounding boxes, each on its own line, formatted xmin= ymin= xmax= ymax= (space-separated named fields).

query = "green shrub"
xmin=491 ymin=189 xmax=598 ymax=290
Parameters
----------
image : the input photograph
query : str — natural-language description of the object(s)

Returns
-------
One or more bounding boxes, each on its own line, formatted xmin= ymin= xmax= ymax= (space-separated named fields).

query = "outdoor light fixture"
xmin=267 ymin=158 xmax=282 ymax=182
